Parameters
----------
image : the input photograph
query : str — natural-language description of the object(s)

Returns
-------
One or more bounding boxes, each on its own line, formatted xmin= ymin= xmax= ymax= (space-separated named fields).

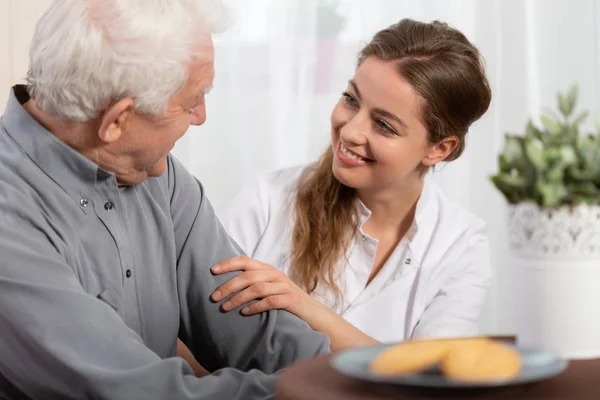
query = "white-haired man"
xmin=0 ymin=0 xmax=329 ymax=399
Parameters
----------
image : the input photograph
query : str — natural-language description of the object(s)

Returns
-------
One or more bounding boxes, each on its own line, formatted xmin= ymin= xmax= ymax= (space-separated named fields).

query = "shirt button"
xmin=126 ymin=269 xmax=132 ymax=278
xmin=79 ymin=198 xmax=89 ymax=207
xmin=405 ymin=258 xmax=412 ymax=265
xmin=104 ymin=202 xmax=114 ymax=211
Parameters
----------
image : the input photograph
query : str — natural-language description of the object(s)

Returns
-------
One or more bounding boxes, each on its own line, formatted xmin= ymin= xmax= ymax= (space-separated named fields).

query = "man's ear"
xmin=421 ymin=136 xmax=459 ymax=167
xmin=98 ymin=98 xmax=135 ymax=143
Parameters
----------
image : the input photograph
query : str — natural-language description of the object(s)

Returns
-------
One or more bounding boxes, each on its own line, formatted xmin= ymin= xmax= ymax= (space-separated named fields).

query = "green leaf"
xmin=558 ymin=145 xmax=577 ymax=165
xmin=536 ymin=180 xmax=567 ymax=207
xmin=565 ymin=182 xmax=600 ymax=205
xmin=595 ymin=113 xmax=600 ymax=133
xmin=525 ymin=120 xmax=543 ymax=140
xmin=568 ymin=165 xmax=597 ymax=181
xmin=576 ymin=134 xmax=592 ymax=157
xmin=524 ymin=138 xmax=546 ymax=171
xmin=540 ymin=115 xmax=563 ymax=136
xmin=490 ymin=173 xmax=529 ymax=204
xmin=566 ymin=84 xmax=579 ymax=116
xmin=564 ymin=193 xmax=591 ymax=205
xmin=569 ymin=182 xmax=598 ymax=195
xmin=546 ymin=163 xmax=566 ymax=181
xmin=503 ymin=135 xmax=525 ymax=165
xmin=498 ymin=154 xmax=510 ymax=172
xmin=544 ymin=147 xmax=560 ymax=163
xmin=571 ymin=110 xmax=589 ymax=127
xmin=558 ymin=93 xmax=572 ymax=118
xmin=581 ymin=140 xmax=600 ymax=167
xmin=542 ymin=107 xmax=561 ymax=121
xmin=491 ymin=173 xmax=529 ymax=189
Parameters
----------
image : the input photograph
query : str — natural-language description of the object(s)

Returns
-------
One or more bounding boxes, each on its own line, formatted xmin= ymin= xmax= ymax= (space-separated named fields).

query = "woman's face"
xmin=330 ymin=56 xmax=456 ymax=192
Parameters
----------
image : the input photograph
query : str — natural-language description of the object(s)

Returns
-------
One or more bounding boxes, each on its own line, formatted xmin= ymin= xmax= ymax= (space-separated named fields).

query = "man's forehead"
xmin=185 ymin=42 xmax=214 ymax=82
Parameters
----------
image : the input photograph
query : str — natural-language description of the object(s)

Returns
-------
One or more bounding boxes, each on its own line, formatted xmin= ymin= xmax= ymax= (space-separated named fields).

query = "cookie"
xmin=440 ymin=340 xmax=522 ymax=382
xmin=369 ymin=338 xmax=463 ymax=376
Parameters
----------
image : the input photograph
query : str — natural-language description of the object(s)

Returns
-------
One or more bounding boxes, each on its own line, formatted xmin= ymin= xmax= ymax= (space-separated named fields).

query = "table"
xmin=276 ymin=355 xmax=600 ymax=400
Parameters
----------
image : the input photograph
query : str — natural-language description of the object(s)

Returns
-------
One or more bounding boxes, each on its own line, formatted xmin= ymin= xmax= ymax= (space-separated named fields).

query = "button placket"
xmin=394 ymin=250 xmax=418 ymax=280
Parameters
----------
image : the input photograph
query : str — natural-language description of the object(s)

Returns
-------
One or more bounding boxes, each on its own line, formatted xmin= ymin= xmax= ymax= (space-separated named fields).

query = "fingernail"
xmin=212 ymin=290 xmax=222 ymax=301
xmin=222 ymin=301 xmax=232 ymax=310
xmin=212 ymin=264 xmax=221 ymax=272
xmin=241 ymin=307 xmax=249 ymax=315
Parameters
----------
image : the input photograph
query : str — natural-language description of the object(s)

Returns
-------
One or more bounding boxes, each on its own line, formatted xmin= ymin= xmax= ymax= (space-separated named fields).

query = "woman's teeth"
xmin=341 ymin=145 xmax=368 ymax=161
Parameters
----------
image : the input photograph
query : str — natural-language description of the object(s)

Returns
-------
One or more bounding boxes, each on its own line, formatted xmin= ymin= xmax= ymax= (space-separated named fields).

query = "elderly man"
xmin=0 ymin=0 xmax=330 ymax=399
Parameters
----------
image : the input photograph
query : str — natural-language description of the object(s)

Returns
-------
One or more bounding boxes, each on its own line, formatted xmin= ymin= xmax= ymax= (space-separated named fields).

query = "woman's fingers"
xmin=240 ymin=295 xmax=291 ymax=315
xmin=212 ymin=270 xmax=280 ymax=301
xmin=221 ymin=281 xmax=290 ymax=311
xmin=211 ymin=256 xmax=272 ymax=274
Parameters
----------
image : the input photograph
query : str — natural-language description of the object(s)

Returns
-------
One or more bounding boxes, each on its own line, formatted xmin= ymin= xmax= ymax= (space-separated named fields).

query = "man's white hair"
xmin=27 ymin=0 xmax=227 ymax=121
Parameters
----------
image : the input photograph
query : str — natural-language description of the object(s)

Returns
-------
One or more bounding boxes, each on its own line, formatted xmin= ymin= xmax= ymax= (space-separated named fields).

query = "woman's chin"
xmin=332 ymin=164 xmax=360 ymax=189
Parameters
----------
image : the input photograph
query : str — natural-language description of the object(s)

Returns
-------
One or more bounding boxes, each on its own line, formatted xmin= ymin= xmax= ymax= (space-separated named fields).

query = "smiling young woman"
xmin=211 ymin=18 xmax=492 ymax=352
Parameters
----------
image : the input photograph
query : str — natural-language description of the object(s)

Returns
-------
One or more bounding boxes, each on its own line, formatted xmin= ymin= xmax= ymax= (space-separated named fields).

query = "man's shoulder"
xmin=0 ymin=144 xmax=73 ymax=245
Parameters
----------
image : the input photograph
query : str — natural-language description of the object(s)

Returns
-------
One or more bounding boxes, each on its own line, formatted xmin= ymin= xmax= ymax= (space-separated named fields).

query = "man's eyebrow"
xmin=190 ymin=84 xmax=212 ymax=106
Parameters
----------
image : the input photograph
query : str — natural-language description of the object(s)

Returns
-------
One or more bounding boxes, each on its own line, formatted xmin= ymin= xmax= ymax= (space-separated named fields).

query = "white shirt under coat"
xmin=220 ymin=164 xmax=492 ymax=343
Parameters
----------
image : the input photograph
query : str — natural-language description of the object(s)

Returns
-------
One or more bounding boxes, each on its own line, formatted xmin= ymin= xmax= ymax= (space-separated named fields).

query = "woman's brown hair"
xmin=289 ymin=19 xmax=492 ymax=307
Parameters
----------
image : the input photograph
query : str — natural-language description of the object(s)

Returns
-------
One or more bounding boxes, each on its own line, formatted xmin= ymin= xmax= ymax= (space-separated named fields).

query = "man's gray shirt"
xmin=0 ymin=86 xmax=330 ymax=399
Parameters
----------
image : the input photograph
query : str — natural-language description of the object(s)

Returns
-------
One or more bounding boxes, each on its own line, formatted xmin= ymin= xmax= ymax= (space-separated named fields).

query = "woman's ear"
xmin=422 ymin=136 xmax=459 ymax=166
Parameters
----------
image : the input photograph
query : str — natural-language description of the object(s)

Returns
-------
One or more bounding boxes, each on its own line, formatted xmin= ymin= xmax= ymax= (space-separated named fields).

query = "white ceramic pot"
xmin=509 ymin=203 xmax=600 ymax=359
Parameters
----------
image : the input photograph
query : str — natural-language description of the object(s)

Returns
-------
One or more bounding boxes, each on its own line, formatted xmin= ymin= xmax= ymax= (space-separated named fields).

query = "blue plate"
xmin=331 ymin=343 xmax=568 ymax=389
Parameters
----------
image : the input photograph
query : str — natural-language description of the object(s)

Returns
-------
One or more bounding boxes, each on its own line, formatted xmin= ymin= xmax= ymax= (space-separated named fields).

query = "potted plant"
xmin=491 ymin=85 xmax=600 ymax=359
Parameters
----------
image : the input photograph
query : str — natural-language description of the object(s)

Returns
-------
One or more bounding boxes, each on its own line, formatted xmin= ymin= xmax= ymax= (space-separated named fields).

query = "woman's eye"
xmin=376 ymin=119 xmax=396 ymax=134
xmin=341 ymin=91 xmax=358 ymax=107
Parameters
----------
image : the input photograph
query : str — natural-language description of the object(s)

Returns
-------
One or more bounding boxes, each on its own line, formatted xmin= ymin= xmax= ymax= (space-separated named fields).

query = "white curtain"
xmin=172 ymin=0 xmax=600 ymax=335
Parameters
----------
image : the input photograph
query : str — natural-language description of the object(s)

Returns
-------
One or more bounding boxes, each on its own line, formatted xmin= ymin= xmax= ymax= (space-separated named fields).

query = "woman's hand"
xmin=211 ymin=256 xmax=379 ymax=352
xmin=210 ymin=256 xmax=315 ymax=319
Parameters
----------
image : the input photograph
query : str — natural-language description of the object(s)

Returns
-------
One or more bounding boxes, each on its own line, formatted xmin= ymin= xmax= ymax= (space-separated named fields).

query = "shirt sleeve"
xmin=0 ymin=216 xmax=277 ymax=400
xmin=411 ymin=225 xmax=492 ymax=339
xmin=168 ymin=157 xmax=330 ymax=375
xmin=218 ymin=173 xmax=270 ymax=257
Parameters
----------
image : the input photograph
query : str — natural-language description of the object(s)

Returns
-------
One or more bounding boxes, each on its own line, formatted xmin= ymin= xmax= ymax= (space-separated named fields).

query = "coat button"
xmin=104 ymin=202 xmax=114 ymax=211
xmin=79 ymin=198 xmax=89 ymax=207
xmin=126 ymin=270 xmax=132 ymax=278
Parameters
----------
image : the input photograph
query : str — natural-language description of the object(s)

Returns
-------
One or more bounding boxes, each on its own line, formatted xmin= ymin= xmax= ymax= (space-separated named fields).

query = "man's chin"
xmin=115 ymin=159 xmax=167 ymax=186
xmin=147 ymin=158 xmax=168 ymax=178
xmin=116 ymin=172 xmax=150 ymax=186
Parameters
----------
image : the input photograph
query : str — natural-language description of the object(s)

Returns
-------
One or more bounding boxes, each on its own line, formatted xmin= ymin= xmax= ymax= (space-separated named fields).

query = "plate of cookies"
xmin=331 ymin=337 xmax=568 ymax=389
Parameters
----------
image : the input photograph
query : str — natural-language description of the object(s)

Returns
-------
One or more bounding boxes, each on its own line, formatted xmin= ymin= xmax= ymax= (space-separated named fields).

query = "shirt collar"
xmin=2 ymin=85 xmax=117 ymax=202
xmin=355 ymin=176 xmax=438 ymax=267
